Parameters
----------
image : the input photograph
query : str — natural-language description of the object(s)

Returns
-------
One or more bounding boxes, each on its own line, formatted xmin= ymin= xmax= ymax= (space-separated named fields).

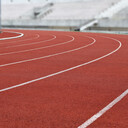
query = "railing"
xmin=96 ymin=0 xmax=128 ymax=19
xmin=33 ymin=2 xmax=53 ymax=19
xmin=19 ymin=2 xmax=53 ymax=19
xmin=80 ymin=0 xmax=128 ymax=31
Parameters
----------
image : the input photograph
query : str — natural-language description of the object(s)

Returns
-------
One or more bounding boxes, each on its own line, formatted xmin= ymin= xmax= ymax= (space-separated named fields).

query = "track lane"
xmin=0 ymin=34 xmax=56 ymax=53
xmin=84 ymin=93 xmax=128 ymax=128
xmin=0 ymin=35 xmax=73 ymax=56
xmin=0 ymin=35 xmax=95 ymax=90
xmin=0 ymin=32 xmax=121 ymax=90
xmin=0 ymin=57 xmax=127 ymax=128
xmin=0 ymin=35 xmax=90 ymax=65
xmin=0 ymin=33 xmax=121 ymax=91
xmin=4 ymin=34 xmax=56 ymax=48
xmin=77 ymin=33 xmax=128 ymax=128
xmin=0 ymin=34 xmax=40 ymax=47
xmin=0 ymin=30 xmax=127 ymax=128
xmin=0 ymin=29 xmax=42 ymax=43
xmin=0 ymin=31 xmax=22 ymax=39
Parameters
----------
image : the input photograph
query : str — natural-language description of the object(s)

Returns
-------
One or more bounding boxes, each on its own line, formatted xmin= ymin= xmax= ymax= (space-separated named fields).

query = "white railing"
xmin=80 ymin=0 xmax=128 ymax=31
xmin=96 ymin=0 xmax=128 ymax=19
xmin=80 ymin=20 xmax=98 ymax=31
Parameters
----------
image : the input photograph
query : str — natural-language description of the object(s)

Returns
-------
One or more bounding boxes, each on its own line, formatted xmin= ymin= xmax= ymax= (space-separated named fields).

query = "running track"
xmin=0 ymin=29 xmax=127 ymax=128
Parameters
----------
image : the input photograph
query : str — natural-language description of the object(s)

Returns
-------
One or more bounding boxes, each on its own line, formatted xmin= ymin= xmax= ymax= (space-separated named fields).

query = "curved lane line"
xmin=0 ymin=31 xmax=24 ymax=40
xmin=5 ymin=34 xmax=56 ymax=48
xmin=0 ymin=35 xmax=122 ymax=93
xmin=0 ymin=36 xmax=95 ymax=68
xmin=0 ymin=34 xmax=40 ymax=45
xmin=0 ymin=35 xmax=74 ymax=56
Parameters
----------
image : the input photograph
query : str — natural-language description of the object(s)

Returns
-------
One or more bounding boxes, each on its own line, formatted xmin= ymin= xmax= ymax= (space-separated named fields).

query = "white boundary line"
xmin=0 ymin=35 xmax=122 ymax=93
xmin=78 ymin=89 xmax=128 ymax=128
xmin=0 ymin=36 xmax=95 ymax=68
xmin=5 ymin=34 xmax=56 ymax=48
xmin=0 ymin=35 xmax=74 ymax=56
xmin=0 ymin=34 xmax=40 ymax=45
xmin=0 ymin=31 xmax=24 ymax=40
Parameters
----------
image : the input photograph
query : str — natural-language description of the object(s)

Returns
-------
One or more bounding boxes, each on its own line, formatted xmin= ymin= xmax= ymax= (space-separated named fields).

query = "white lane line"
xmin=5 ymin=34 xmax=56 ymax=48
xmin=0 ymin=34 xmax=40 ymax=45
xmin=0 ymin=35 xmax=122 ymax=93
xmin=0 ymin=36 xmax=95 ymax=92
xmin=0 ymin=36 xmax=95 ymax=68
xmin=0 ymin=31 xmax=24 ymax=40
xmin=78 ymin=89 xmax=128 ymax=128
xmin=0 ymin=35 xmax=74 ymax=56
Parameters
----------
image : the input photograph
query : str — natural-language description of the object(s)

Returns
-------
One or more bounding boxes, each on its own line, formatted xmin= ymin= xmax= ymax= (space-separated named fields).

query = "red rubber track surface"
xmin=0 ymin=31 xmax=21 ymax=39
xmin=0 ymin=29 xmax=127 ymax=128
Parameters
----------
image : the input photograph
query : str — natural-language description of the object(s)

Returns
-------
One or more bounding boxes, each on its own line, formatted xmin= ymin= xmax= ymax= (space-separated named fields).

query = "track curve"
xmin=0 ymin=29 xmax=127 ymax=128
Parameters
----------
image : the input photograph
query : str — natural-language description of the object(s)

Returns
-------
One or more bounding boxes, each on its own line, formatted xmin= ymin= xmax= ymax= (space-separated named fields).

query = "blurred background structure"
xmin=1 ymin=0 xmax=128 ymax=32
